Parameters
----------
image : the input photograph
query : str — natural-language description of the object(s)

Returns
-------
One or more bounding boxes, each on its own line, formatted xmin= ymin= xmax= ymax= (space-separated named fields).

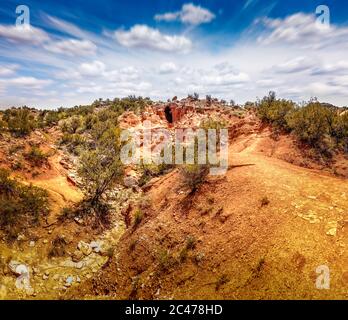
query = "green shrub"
xmin=285 ymin=102 xmax=332 ymax=146
xmin=3 ymin=108 xmax=35 ymax=136
xmin=158 ymin=249 xmax=176 ymax=271
xmin=60 ymin=133 xmax=86 ymax=155
xmin=215 ymin=274 xmax=230 ymax=291
xmin=44 ymin=111 xmax=60 ymax=127
xmin=257 ymin=91 xmax=295 ymax=130
xmin=25 ymin=146 xmax=48 ymax=166
xmin=138 ymin=162 xmax=173 ymax=186
xmin=180 ymin=164 xmax=209 ymax=193
xmin=260 ymin=196 xmax=270 ymax=207
xmin=133 ymin=209 xmax=144 ymax=227
xmin=48 ymin=236 xmax=67 ymax=258
xmin=179 ymin=235 xmax=196 ymax=262
xmin=0 ymin=119 xmax=7 ymax=131
xmin=0 ymin=169 xmax=49 ymax=241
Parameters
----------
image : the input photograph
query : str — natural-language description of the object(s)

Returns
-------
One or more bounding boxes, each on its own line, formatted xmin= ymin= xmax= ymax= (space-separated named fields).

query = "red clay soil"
xmin=74 ymin=120 xmax=348 ymax=300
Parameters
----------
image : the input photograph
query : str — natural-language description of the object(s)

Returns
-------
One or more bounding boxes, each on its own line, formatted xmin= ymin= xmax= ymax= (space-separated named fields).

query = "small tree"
xmin=181 ymin=164 xmax=209 ymax=193
xmin=0 ymin=118 xmax=6 ymax=132
xmin=4 ymin=108 xmax=35 ymax=136
xmin=69 ymin=116 xmax=82 ymax=134
xmin=78 ymin=127 xmax=124 ymax=208
xmin=285 ymin=102 xmax=331 ymax=146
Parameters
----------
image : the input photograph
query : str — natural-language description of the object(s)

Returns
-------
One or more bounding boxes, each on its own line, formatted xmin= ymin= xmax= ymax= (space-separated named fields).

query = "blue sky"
xmin=1 ymin=0 xmax=348 ymax=108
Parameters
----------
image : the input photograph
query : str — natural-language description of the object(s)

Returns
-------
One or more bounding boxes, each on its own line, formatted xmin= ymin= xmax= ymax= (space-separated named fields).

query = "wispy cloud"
xmin=114 ymin=25 xmax=192 ymax=52
xmin=242 ymin=0 xmax=259 ymax=11
xmin=155 ymin=3 xmax=215 ymax=26
xmin=44 ymin=39 xmax=97 ymax=56
xmin=0 ymin=25 xmax=49 ymax=44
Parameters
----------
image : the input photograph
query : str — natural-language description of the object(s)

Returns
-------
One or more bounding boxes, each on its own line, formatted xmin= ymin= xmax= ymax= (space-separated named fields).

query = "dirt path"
xmin=220 ymin=133 xmax=348 ymax=299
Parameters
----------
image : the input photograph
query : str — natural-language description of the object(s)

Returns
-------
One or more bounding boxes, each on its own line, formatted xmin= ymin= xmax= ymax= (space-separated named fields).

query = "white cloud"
xmin=202 ymin=71 xmax=249 ymax=86
xmin=310 ymin=60 xmax=348 ymax=76
xmin=78 ymin=60 xmax=105 ymax=76
xmin=114 ymin=25 xmax=192 ymax=52
xmin=270 ymin=57 xmax=316 ymax=74
xmin=258 ymin=13 xmax=348 ymax=50
xmin=0 ymin=25 xmax=50 ymax=44
xmin=155 ymin=3 xmax=215 ymax=26
xmin=0 ymin=64 xmax=19 ymax=76
xmin=0 ymin=77 xmax=52 ymax=89
xmin=159 ymin=62 xmax=177 ymax=74
xmin=105 ymin=66 xmax=140 ymax=82
xmin=44 ymin=39 xmax=97 ymax=56
xmin=44 ymin=15 xmax=88 ymax=39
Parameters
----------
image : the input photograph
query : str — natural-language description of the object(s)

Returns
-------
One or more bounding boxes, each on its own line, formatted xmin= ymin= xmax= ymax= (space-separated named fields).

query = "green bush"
xmin=3 ymin=108 xmax=35 ymax=136
xmin=180 ymin=164 xmax=209 ymax=193
xmin=133 ymin=209 xmax=144 ymax=227
xmin=257 ymin=93 xmax=348 ymax=154
xmin=60 ymin=133 xmax=86 ymax=155
xmin=257 ymin=92 xmax=295 ymax=130
xmin=0 ymin=118 xmax=7 ymax=132
xmin=48 ymin=236 xmax=67 ymax=258
xmin=331 ymin=112 xmax=348 ymax=148
xmin=285 ymin=102 xmax=332 ymax=146
xmin=25 ymin=146 xmax=48 ymax=166
xmin=44 ymin=111 xmax=60 ymax=127
xmin=77 ymin=126 xmax=123 ymax=210
xmin=0 ymin=169 xmax=49 ymax=241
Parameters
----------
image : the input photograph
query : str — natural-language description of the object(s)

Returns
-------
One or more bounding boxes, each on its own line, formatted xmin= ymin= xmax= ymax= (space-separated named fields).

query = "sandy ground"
xmin=83 ymin=128 xmax=347 ymax=300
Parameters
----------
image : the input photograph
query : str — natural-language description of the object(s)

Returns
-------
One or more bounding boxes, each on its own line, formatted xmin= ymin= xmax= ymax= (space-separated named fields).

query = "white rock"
xmin=326 ymin=228 xmax=337 ymax=236
xmin=8 ymin=261 xmax=32 ymax=293
xmin=66 ymin=276 xmax=74 ymax=286
xmin=90 ymin=241 xmax=101 ymax=253
xmin=77 ymin=241 xmax=92 ymax=256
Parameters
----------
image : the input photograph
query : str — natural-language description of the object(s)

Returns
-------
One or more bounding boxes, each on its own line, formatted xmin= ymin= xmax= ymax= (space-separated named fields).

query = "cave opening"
xmin=164 ymin=106 xmax=173 ymax=123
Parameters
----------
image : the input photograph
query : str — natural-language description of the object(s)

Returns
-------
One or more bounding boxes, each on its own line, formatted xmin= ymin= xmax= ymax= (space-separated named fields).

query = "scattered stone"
xmin=71 ymin=250 xmax=84 ymax=262
xmin=32 ymin=267 xmax=39 ymax=275
xmin=29 ymin=241 xmax=35 ymax=247
xmin=77 ymin=241 xmax=92 ymax=256
xmin=8 ymin=261 xmax=32 ymax=293
xmin=17 ymin=234 xmax=26 ymax=241
xmin=74 ymin=217 xmax=84 ymax=225
xmin=42 ymin=274 xmax=49 ymax=280
xmin=124 ymin=176 xmax=138 ymax=188
xmin=326 ymin=228 xmax=337 ymax=236
xmin=65 ymin=276 xmax=74 ymax=287
xmin=90 ymin=241 xmax=101 ymax=253
xmin=326 ymin=221 xmax=338 ymax=236
xmin=43 ymin=239 xmax=48 ymax=244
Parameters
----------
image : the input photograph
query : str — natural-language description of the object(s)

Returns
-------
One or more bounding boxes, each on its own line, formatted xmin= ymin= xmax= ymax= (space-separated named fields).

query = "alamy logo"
xmin=120 ymin=121 xmax=229 ymax=175
xmin=15 ymin=5 xmax=30 ymax=27
xmin=315 ymin=5 xmax=330 ymax=29
xmin=315 ymin=265 xmax=330 ymax=289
